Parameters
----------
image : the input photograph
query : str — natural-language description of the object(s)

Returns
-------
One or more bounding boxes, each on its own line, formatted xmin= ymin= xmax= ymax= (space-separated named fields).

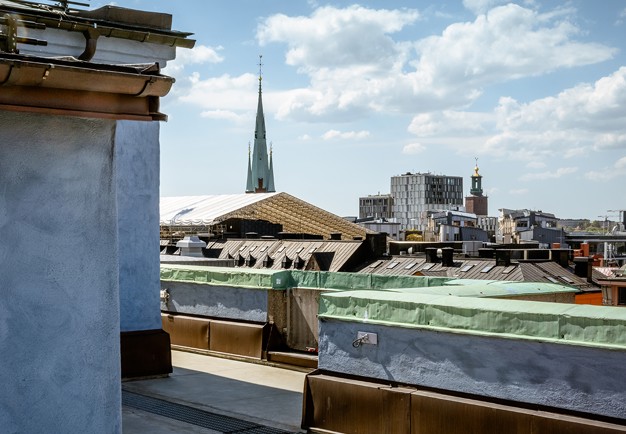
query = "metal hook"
xmin=352 ymin=333 xmax=369 ymax=348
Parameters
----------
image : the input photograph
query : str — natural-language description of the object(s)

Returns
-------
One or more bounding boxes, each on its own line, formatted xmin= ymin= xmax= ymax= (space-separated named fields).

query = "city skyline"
xmin=95 ymin=0 xmax=626 ymax=220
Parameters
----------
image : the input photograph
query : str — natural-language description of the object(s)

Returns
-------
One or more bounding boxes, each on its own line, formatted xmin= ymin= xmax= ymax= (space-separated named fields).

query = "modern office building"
xmin=358 ymin=193 xmax=394 ymax=219
xmin=390 ymin=172 xmax=464 ymax=231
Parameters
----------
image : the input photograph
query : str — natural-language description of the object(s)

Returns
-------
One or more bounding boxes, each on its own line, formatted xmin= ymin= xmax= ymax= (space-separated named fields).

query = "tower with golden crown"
xmin=465 ymin=159 xmax=488 ymax=215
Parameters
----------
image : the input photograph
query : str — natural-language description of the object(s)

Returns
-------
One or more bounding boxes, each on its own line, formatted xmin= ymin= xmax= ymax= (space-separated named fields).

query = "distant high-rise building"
xmin=465 ymin=159 xmax=488 ymax=216
xmin=358 ymin=194 xmax=394 ymax=219
xmin=246 ymin=55 xmax=275 ymax=193
xmin=390 ymin=172 xmax=464 ymax=231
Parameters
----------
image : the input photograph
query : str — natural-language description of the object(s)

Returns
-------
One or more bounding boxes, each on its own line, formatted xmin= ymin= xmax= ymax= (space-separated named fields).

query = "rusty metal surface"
xmin=161 ymin=314 xmax=210 ymax=350
xmin=0 ymin=55 xmax=173 ymax=96
xmin=0 ymin=54 xmax=172 ymax=120
xmin=302 ymin=372 xmax=412 ymax=434
xmin=302 ymin=372 xmax=626 ymax=434
xmin=411 ymin=391 xmax=533 ymax=434
xmin=412 ymin=390 xmax=626 ymax=434
xmin=209 ymin=320 xmax=266 ymax=359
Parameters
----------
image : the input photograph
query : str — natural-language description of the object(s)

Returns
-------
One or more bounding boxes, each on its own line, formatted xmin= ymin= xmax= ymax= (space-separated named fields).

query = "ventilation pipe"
xmin=425 ymin=247 xmax=439 ymax=263
xmin=495 ymin=249 xmax=511 ymax=267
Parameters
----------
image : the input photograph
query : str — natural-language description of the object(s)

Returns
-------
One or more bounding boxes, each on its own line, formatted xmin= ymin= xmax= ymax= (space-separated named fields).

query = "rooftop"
xmin=123 ymin=350 xmax=307 ymax=433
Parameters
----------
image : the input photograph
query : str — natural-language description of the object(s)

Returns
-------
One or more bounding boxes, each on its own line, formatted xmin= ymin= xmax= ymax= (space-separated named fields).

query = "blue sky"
xmin=99 ymin=0 xmax=626 ymax=220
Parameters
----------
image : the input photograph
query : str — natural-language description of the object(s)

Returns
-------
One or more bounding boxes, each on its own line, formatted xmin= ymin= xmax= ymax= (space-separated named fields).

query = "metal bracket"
xmin=352 ymin=331 xmax=378 ymax=348
xmin=0 ymin=14 xmax=18 ymax=53
xmin=0 ymin=13 xmax=48 ymax=54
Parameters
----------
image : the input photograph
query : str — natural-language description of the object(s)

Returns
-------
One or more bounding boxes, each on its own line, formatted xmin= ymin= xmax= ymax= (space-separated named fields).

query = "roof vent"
xmin=176 ymin=236 xmax=206 ymax=257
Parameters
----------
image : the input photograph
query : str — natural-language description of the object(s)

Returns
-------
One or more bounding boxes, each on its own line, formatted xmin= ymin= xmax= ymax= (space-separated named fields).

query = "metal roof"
xmin=161 ymin=194 xmax=279 ymax=226
xmin=357 ymin=255 xmax=591 ymax=290
xmin=0 ymin=1 xmax=195 ymax=44
xmin=212 ymin=238 xmax=364 ymax=272
xmin=160 ymin=192 xmax=371 ymax=240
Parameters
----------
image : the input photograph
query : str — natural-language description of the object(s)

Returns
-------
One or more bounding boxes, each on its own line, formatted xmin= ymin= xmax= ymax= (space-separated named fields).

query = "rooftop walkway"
xmin=122 ymin=350 xmax=308 ymax=433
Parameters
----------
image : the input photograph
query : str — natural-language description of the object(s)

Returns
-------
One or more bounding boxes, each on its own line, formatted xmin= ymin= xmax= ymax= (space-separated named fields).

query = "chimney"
xmin=551 ymin=249 xmax=569 ymax=268
xmin=478 ymin=248 xmax=495 ymax=259
xmin=176 ymin=235 xmax=206 ymax=257
xmin=441 ymin=247 xmax=454 ymax=267
xmin=425 ymin=247 xmax=439 ymax=263
xmin=495 ymin=249 xmax=511 ymax=267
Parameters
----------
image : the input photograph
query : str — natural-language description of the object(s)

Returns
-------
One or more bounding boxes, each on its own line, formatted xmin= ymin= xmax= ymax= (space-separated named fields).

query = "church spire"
xmin=246 ymin=55 xmax=276 ymax=193
xmin=246 ymin=142 xmax=254 ymax=192
xmin=267 ymin=143 xmax=275 ymax=192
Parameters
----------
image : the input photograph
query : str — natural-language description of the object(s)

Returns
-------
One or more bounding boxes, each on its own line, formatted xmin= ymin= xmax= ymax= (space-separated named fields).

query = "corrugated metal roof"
xmin=211 ymin=238 xmax=363 ymax=272
xmin=357 ymin=255 xmax=591 ymax=289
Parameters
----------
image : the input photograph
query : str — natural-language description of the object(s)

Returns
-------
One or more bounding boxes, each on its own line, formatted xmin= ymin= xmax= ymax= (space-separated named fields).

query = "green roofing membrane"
xmin=319 ymin=290 xmax=626 ymax=349
xmin=160 ymin=265 xmax=454 ymax=291
xmin=160 ymin=264 xmax=622 ymax=348
xmin=160 ymin=264 xmax=291 ymax=290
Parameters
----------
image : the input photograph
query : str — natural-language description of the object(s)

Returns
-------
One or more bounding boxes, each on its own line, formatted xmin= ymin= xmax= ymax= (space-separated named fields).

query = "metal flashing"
xmin=0 ymin=53 xmax=173 ymax=120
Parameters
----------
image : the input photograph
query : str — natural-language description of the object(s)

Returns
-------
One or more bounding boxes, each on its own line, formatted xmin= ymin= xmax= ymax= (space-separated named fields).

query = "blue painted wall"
xmin=0 ymin=110 xmax=121 ymax=433
xmin=319 ymin=318 xmax=626 ymax=421
xmin=116 ymin=121 xmax=162 ymax=332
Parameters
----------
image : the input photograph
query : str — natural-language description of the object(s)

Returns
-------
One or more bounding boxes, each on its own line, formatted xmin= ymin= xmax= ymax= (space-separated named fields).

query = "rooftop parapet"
xmin=319 ymin=290 xmax=626 ymax=349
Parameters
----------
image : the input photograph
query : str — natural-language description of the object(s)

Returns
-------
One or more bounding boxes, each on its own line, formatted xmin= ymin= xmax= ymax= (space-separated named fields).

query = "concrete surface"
xmin=122 ymin=350 xmax=308 ymax=433
xmin=117 ymin=120 xmax=162 ymax=332
xmin=0 ymin=110 xmax=121 ymax=433
xmin=161 ymin=281 xmax=269 ymax=322
xmin=318 ymin=317 xmax=626 ymax=421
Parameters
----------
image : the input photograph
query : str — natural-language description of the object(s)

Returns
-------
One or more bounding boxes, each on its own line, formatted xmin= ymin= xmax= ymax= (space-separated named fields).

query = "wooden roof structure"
xmin=160 ymin=192 xmax=372 ymax=240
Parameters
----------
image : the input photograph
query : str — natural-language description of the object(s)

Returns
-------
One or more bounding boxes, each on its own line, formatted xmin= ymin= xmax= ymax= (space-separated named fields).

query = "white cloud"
xmin=200 ymin=110 xmax=245 ymax=124
xmin=164 ymin=45 xmax=224 ymax=76
xmin=585 ymin=156 xmax=626 ymax=181
xmin=519 ymin=167 xmax=578 ymax=181
xmin=255 ymin=3 xmax=615 ymax=121
xmin=407 ymin=111 xmax=491 ymax=137
xmin=414 ymin=4 xmax=614 ymax=92
xmin=477 ymin=67 xmax=626 ymax=163
xmin=298 ymin=134 xmax=313 ymax=141
xmin=321 ymin=129 xmax=370 ymax=140
xmin=402 ymin=142 xmax=426 ymax=154
xmin=462 ymin=0 xmax=508 ymax=15
xmin=258 ymin=5 xmax=419 ymax=69
xmin=180 ymin=73 xmax=258 ymax=111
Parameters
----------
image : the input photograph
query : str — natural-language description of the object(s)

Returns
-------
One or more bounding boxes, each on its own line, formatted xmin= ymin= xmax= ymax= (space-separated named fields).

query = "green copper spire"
xmin=246 ymin=55 xmax=276 ymax=193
